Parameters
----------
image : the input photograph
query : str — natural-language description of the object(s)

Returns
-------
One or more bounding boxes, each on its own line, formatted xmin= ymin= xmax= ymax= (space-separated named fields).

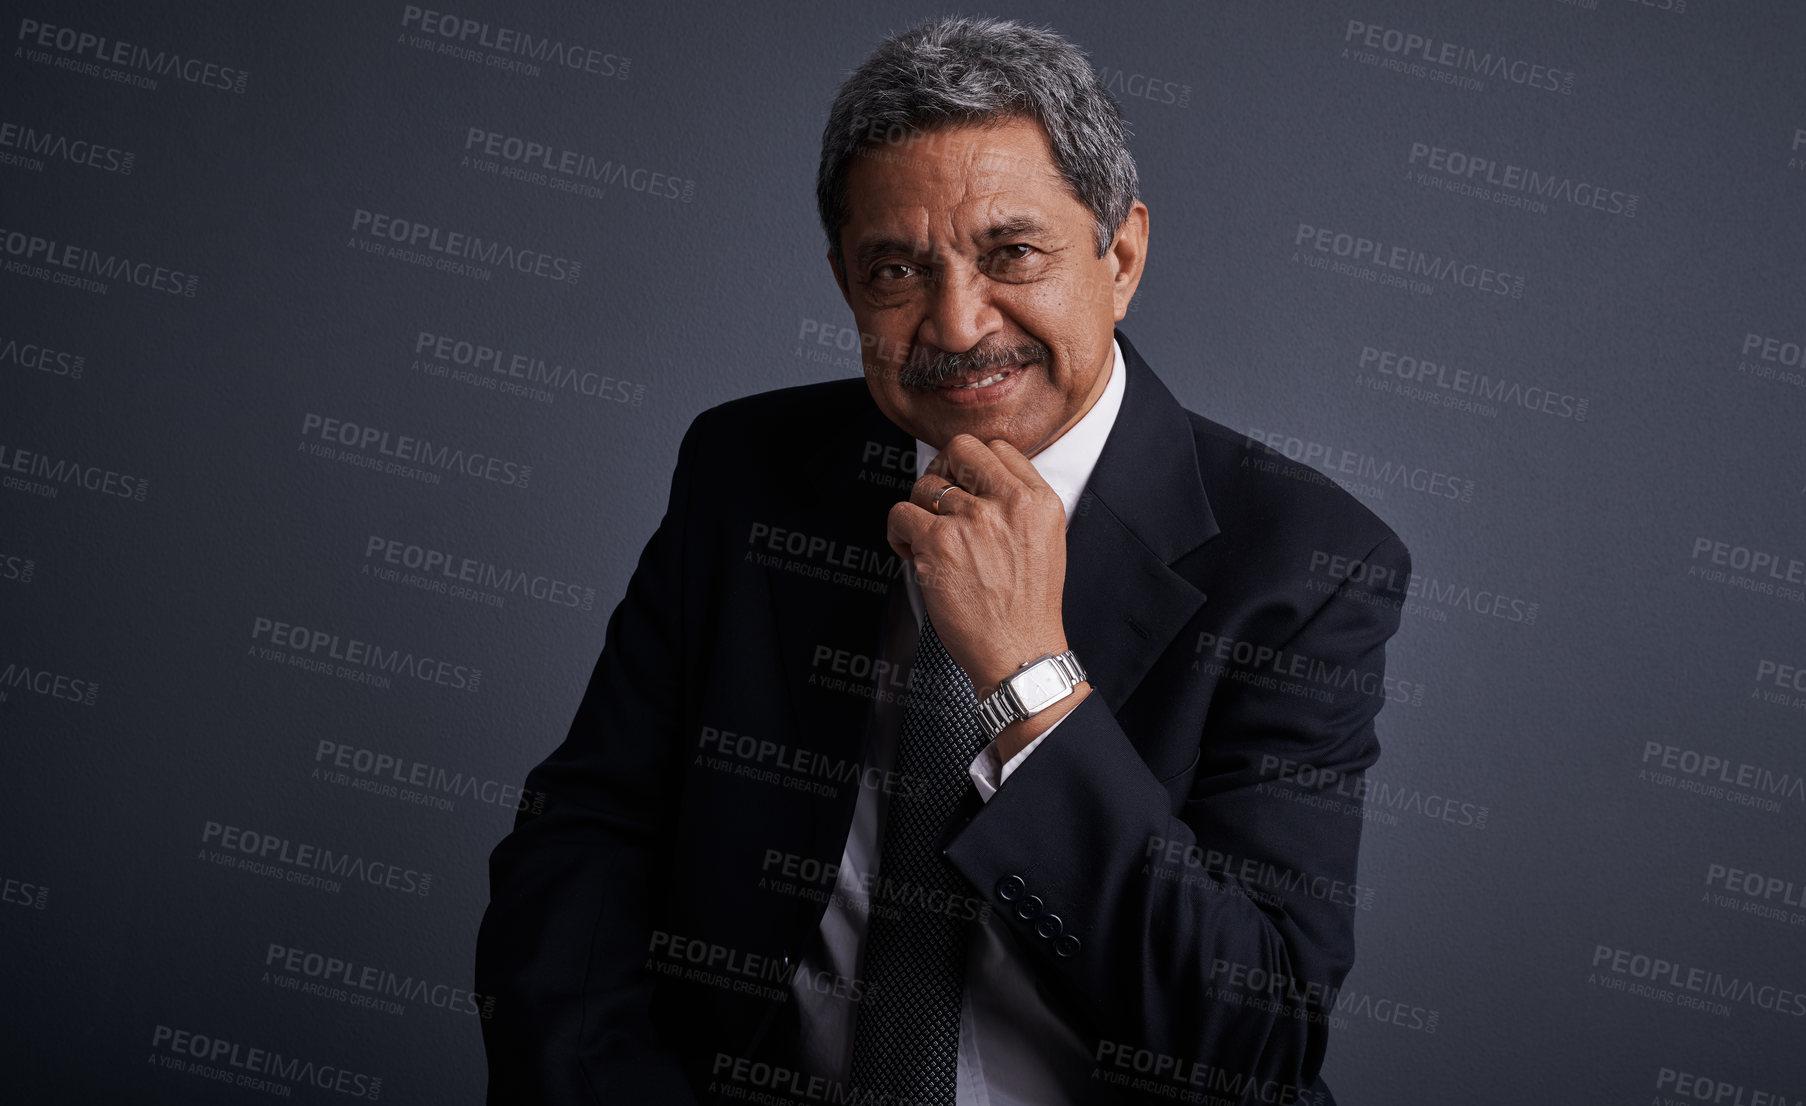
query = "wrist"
xmin=974 ymin=638 xmax=1087 ymax=758
xmin=994 ymin=681 xmax=1090 ymax=762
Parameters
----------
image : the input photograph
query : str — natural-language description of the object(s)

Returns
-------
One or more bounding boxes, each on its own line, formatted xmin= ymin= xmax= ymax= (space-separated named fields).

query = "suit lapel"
xmin=738 ymin=410 xmax=907 ymax=1061
xmin=1060 ymin=329 xmax=1218 ymax=712
xmin=762 ymin=393 xmax=914 ymax=783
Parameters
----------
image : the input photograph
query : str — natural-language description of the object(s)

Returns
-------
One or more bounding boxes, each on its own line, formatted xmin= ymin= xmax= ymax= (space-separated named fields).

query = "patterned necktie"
xmin=847 ymin=611 xmax=986 ymax=1104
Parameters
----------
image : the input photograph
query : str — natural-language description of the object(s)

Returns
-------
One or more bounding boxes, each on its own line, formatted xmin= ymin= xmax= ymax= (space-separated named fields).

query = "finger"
xmin=983 ymin=437 xmax=1049 ymax=491
xmin=920 ymin=448 xmax=961 ymax=493
xmin=909 ymin=472 xmax=970 ymax=516
xmin=937 ymin=433 xmax=1016 ymax=498
xmin=887 ymin=500 xmax=932 ymax=560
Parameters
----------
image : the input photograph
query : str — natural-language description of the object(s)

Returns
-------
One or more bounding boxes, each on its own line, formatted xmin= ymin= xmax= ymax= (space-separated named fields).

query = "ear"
xmin=1109 ymin=201 xmax=1149 ymax=322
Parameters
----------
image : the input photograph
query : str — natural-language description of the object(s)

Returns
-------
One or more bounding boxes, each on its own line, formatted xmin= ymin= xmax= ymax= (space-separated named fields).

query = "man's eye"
xmin=986 ymin=244 xmax=1037 ymax=271
xmin=873 ymin=263 xmax=920 ymax=282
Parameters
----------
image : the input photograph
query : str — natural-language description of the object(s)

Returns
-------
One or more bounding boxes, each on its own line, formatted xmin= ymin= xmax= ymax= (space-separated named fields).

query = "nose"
xmin=917 ymin=266 xmax=1002 ymax=357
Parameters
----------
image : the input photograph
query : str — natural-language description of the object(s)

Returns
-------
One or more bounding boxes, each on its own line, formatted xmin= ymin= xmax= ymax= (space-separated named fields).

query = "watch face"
xmin=1010 ymin=659 xmax=1070 ymax=714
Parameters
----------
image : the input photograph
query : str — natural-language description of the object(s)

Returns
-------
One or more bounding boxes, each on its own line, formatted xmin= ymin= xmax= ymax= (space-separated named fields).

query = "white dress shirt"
xmin=788 ymin=339 xmax=1127 ymax=1104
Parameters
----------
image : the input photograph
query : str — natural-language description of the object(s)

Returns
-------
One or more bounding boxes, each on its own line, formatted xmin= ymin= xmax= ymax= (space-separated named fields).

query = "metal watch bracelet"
xmin=974 ymin=650 xmax=1087 ymax=741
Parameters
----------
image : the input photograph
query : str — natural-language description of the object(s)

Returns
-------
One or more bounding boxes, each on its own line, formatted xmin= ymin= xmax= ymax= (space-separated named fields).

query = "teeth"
xmin=954 ymin=370 xmax=1008 ymax=389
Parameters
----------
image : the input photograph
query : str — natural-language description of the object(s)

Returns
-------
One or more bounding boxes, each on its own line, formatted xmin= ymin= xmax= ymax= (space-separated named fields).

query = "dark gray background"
xmin=4 ymin=0 xmax=1804 ymax=1101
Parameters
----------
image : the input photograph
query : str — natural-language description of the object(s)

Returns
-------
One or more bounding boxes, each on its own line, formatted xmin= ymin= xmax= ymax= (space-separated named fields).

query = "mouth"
xmin=922 ymin=361 xmax=1031 ymax=406
xmin=937 ymin=367 xmax=1016 ymax=391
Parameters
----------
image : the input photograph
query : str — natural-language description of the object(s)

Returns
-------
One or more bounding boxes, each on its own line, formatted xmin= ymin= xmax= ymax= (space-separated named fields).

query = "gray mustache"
xmin=897 ymin=342 xmax=1050 ymax=389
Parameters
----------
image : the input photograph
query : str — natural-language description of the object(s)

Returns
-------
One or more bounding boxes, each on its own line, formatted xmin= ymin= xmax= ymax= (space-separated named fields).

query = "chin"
xmin=940 ymin=415 xmax=1034 ymax=452
xmin=902 ymin=392 xmax=1041 ymax=451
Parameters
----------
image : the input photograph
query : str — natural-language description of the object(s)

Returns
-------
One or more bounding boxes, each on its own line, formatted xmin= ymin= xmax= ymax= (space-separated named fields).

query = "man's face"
xmin=831 ymin=116 xmax=1148 ymax=456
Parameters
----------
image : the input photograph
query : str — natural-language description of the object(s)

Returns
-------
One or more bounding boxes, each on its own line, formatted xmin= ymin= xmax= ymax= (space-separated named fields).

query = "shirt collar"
xmin=914 ymin=337 xmax=1127 ymax=527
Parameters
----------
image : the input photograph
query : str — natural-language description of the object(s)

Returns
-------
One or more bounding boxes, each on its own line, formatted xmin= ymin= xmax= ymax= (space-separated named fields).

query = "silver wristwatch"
xmin=974 ymin=650 xmax=1087 ymax=741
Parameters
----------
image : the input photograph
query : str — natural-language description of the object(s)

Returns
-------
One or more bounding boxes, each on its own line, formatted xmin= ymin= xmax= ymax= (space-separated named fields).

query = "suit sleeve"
xmin=944 ymin=533 xmax=1412 ymax=1103
xmin=967 ymin=706 xmax=1070 ymax=801
xmin=473 ymin=412 xmax=715 ymax=1105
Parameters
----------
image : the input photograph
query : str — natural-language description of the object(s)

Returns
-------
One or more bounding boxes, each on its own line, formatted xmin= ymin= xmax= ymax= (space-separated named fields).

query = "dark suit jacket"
xmin=475 ymin=328 xmax=1412 ymax=1105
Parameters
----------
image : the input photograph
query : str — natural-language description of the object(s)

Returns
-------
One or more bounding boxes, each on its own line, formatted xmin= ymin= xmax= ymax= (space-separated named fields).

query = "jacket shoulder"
xmin=682 ymin=377 xmax=875 ymax=466
xmin=696 ymin=377 xmax=870 ymax=430
xmin=1186 ymin=409 xmax=1408 ymax=565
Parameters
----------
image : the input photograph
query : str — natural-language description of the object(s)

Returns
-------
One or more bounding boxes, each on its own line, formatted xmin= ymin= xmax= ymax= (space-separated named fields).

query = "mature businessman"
xmin=476 ymin=15 xmax=1412 ymax=1106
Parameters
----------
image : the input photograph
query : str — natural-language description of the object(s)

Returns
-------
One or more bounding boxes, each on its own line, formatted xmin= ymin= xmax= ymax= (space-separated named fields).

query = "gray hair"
xmin=816 ymin=15 xmax=1139 ymax=269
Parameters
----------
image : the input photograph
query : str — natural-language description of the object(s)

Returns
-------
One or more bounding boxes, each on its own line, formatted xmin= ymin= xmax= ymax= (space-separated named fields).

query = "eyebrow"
xmin=852 ymin=218 xmax=1052 ymax=272
xmin=977 ymin=218 xmax=1048 ymax=245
